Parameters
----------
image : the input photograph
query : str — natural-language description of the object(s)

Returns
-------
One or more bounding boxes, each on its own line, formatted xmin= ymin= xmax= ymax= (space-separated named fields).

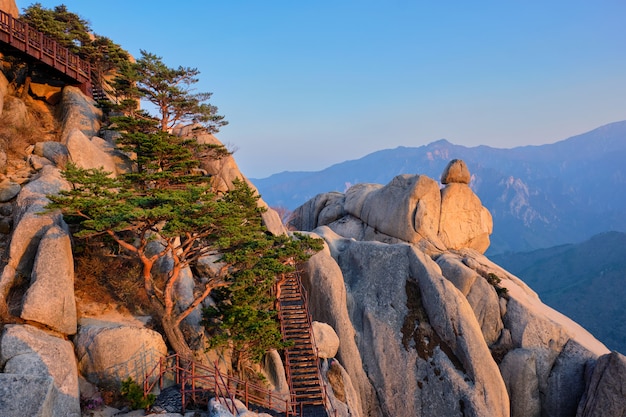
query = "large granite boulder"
xmin=348 ymin=174 xmax=442 ymax=245
xmin=59 ymin=86 xmax=101 ymax=143
xmin=312 ymin=321 xmax=340 ymax=359
xmin=441 ymin=159 xmax=471 ymax=184
xmin=33 ymin=142 xmax=69 ymax=168
xmin=500 ymin=348 xmax=541 ymax=417
xmin=576 ymin=351 xmax=626 ymax=417
xmin=0 ymin=166 xmax=69 ymax=317
xmin=0 ymin=324 xmax=80 ymax=417
xmin=63 ymin=129 xmax=127 ymax=175
xmin=438 ymin=182 xmax=493 ymax=252
xmin=0 ymin=374 xmax=56 ymax=417
xmin=0 ymin=179 xmax=21 ymax=202
xmin=74 ymin=318 xmax=168 ymax=387
xmin=20 ymin=225 xmax=76 ymax=335
xmin=302 ymin=228 xmax=374 ymax=417
xmin=288 ymin=192 xmax=345 ymax=232
xmin=290 ymin=160 xmax=492 ymax=254
xmin=306 ymin=231 xmax=508 ymax=417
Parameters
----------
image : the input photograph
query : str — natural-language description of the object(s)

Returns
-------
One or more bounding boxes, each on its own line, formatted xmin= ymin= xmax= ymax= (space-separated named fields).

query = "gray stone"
xmin=29 ymin=154 xmax=54 ymax=170
xmin=576 ymin=351 xmax=626 ymax=417
xmin=0 ymin=179 xmax=21 ymax=202
xmin=500 ymin=348 xmax=540 ymax=417
xmin=323 ymin=358 xmax=362 ymax=417
xmin=312 ymin=321 xmax=340 ymax=359
xmin=20 ymin=225 xmax=76 ymax=335
xmin=59 ymin=86 xmax=102 ymax=142
xmin=0 ymin=324 xmax=80 ymax=417
xmin=74 ymin=318 xmax=167 ymax=387
xmin=545 ymin=339 xmax=597 ymax=417
xmin=350 ymin=175 xmax=443 ymax=245
xmin=466 ymin=274 xmax=504 ymax=346
xmin=9 ymin=166 xmax=69 ymax=272
xmin=288 ymin=192 xmax=345 ymax=231
xmin=436 ymin=252 xmax=478 ymax=296
xmin=314 ymin=234 xmax=508 ymax=417
xmin=261 ymin=349 xmax=290 ymax=404
xmin=0 ymin=374 xmax=56 ymax=417
xmin=33 ymin=141 xmax=69 ymax=167
xmin=302 ymin=229 xmax=371 ymax=417
xmin=63 ymin=129 xmax=120 ymax=175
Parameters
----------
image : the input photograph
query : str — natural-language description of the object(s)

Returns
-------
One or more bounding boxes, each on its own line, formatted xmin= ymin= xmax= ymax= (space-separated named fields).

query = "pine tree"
xmin=48 ymin=125 xmax=320 ymax=359
xmin=112 ymin=51 xmax=227 ymax=133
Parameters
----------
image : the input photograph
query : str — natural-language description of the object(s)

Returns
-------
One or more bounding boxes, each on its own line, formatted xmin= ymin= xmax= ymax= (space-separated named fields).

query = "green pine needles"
xmin=46 ymin=57 xmax=321 ymax=365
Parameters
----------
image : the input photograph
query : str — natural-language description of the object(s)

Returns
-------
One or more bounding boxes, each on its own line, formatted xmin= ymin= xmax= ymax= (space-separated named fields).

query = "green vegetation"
xmin=22 ymin=3 xmax=130 ymax=81
xmin=486 ymin=273 xmax=508 ymax=297
xmin=112 ymin=50 xmax=227 ymax=133
xmin=205 ymin=232 xmax=322 ymax=373
xmin=47 ymin=44 xmax=320 ymax=366
xmin=120 ymin=377 xmax=155 ymax=410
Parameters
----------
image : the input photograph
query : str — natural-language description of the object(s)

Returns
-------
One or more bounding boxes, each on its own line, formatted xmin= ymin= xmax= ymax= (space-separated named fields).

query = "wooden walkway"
xmin=0 ymin=8 xmax=92 ymax=96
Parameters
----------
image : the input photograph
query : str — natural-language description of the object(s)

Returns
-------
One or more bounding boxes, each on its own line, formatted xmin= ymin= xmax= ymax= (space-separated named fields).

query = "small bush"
xmin=486 ymin=273 xmax=509 ymax=297
xmin=120 ymin=377 xmax=154 ymax=410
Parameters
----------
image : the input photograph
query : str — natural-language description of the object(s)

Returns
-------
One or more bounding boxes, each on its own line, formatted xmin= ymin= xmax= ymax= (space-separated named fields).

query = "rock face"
xmin=290 ymin=161 xmax=619 ymax=417
xmin=20 ymin=225 xmax=76 ymax=334
xmin=576 ymin=351 xmax=626 ymax=417
xmin=74 ymin=319 xmax=168 ymax=387
xmin=290 ymin=161 xmax=492 ymax=254
xmin=312 ymin=321 xmax=340 ymax=359
xmin=0 ymin=325 xmax=80 ymax=417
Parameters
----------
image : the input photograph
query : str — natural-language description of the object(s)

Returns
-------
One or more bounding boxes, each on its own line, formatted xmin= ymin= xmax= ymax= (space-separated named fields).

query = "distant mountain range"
xmin=253 ymin=121 xmax=626 ymax=255
xmin=492 ymin=231 xmax=626 ymax=354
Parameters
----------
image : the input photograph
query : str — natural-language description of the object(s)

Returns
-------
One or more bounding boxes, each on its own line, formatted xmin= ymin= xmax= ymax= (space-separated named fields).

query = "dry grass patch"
xmin=73 ymin=241 xmax=151 ymax=315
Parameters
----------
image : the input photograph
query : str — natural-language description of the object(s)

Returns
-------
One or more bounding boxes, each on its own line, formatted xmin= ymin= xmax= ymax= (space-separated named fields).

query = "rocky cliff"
xmin=2 ymin=50 xmax=626 ymax=417
xmin=290 ymin=159 xmax=626 ymax=417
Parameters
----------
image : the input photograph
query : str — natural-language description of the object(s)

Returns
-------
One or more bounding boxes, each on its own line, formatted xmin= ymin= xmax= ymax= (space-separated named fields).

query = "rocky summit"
xmin=289 ymin=159 xmax=626 ymax=417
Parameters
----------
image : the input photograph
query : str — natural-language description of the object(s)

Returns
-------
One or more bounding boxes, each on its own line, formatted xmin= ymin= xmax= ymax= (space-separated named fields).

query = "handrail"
xmin=292 ymin=269 xmax=338 ymax=417
xmin=143 ymin=353 xmax=292 ymax=415
xmin=278 ymin=269 xmax=338 ymax=417
xmin=0 ymin=8 xmax=92 ymax=95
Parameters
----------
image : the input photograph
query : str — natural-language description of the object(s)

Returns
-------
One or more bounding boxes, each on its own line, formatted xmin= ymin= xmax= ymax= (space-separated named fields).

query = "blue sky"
xmin=23 ymin=1 xmax=626 ymax=178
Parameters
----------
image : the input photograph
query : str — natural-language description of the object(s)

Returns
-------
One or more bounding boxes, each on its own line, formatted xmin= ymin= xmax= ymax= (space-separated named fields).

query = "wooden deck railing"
xmin=144 ymin=353 xmax=294 ymax=415
xmin=0 ymin=8 xmax=92 ymax=95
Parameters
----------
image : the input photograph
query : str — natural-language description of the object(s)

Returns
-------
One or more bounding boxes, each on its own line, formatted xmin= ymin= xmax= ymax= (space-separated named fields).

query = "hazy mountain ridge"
xmin=254 ymin=121 xmax=626 ymax=254
xmin=492 ymin=231 xmax=626 ymax=354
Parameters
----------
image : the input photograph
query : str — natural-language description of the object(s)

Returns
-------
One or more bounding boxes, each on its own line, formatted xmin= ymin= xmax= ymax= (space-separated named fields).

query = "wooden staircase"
xmin=278 ymin=272 xmax=329 ymax=417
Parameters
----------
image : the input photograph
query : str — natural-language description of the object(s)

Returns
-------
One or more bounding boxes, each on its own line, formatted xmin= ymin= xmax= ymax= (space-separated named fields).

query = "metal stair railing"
xmin=143 ymin=353 xmax=293 ymax=415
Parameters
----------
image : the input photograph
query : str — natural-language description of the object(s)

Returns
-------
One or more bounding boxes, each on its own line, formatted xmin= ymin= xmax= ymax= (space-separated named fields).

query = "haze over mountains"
xmin=493 ymin=231 xmax=626 ymax=354
xmin=253 ymin=120 xmax=626 ymax=255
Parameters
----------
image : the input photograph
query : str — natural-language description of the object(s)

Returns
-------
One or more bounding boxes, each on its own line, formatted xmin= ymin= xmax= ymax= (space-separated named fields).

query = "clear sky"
xmin=21 ymin=0 xmax=626 ymax=178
